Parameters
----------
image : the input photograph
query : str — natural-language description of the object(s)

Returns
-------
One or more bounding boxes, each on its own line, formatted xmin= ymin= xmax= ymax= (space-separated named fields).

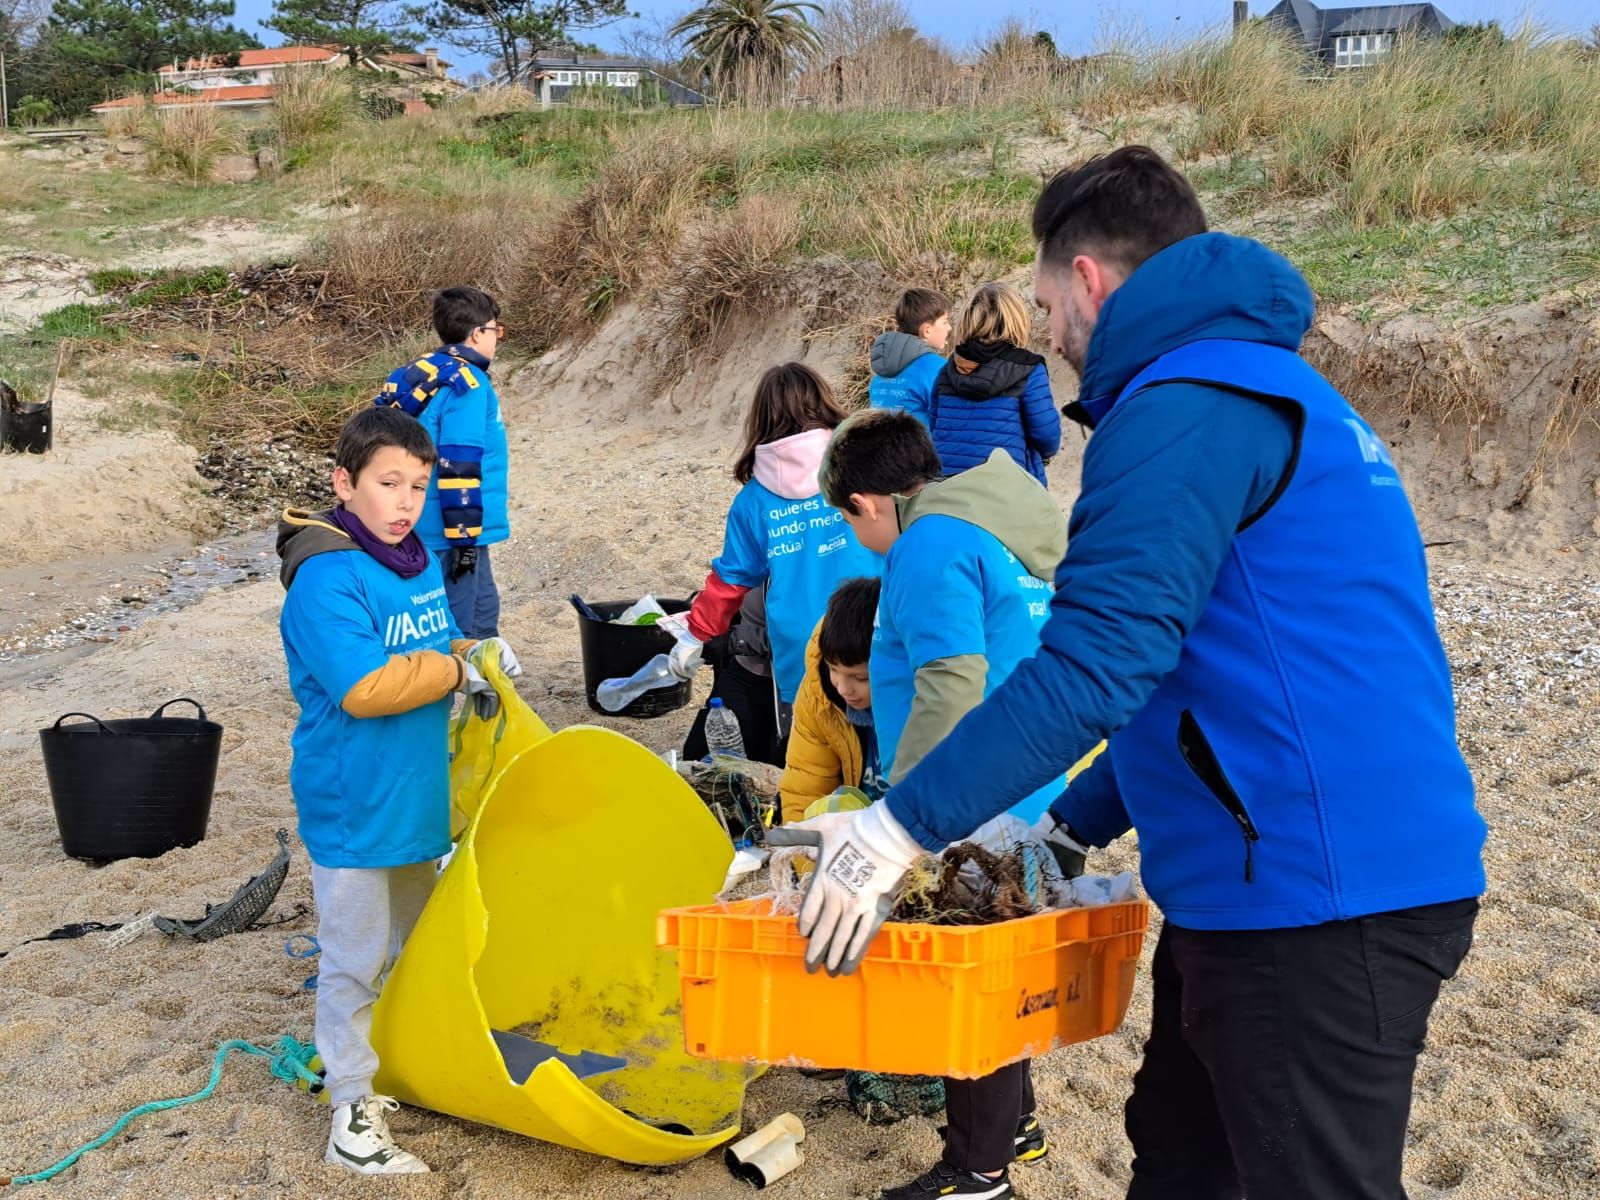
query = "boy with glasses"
xmin=377 ymin=286 xmax=511 ymax=638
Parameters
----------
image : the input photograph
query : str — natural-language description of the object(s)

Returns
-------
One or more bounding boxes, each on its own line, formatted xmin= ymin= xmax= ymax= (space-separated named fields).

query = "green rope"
xmin=2 ymin=1037 xmax=323 ymax=1188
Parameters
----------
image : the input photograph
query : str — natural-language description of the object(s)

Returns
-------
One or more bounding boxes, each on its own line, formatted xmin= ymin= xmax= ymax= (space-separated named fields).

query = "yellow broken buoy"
xmin=371 ymin=663 xmax=751 ymax=1164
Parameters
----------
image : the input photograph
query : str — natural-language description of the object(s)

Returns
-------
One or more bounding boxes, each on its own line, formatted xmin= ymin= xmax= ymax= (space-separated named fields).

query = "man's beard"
xmin=1063 ymin=303 xmax=1094 ymax=377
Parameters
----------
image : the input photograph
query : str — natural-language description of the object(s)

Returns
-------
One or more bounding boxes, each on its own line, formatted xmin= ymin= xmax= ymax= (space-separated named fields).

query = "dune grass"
xmin=9 ymin=23 xmax=1598 ymax=455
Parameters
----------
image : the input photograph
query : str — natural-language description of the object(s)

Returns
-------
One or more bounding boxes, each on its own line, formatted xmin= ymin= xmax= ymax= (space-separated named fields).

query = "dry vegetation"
xmin=98 ymin=99 xmax=151 ymax=143
xmin=655 ymin=193 xmax=806 ymax=385
xmin=32 ymin=21 xmax=1596 ymax=457
xmin=273 ymin=70 xmax=357 ymax=152
xmin=322 ymin=195 xmax=538 ymax=339
xmin=146 ymin=105 xmax=245 ymax=186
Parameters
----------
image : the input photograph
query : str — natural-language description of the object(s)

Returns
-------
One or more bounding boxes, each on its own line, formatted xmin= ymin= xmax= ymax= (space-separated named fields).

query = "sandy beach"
xmin=2 ymin=351 xmax=1596 ymax=1200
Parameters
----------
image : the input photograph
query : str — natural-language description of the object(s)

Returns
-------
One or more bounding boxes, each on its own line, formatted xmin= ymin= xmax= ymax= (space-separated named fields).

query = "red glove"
xmin=686 ymin=571 xmax=750 ymax=643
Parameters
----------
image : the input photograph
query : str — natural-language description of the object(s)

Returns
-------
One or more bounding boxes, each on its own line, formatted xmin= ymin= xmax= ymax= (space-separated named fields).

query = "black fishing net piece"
xmin=153 ymin=829 xmax=292 ymax=942
xmin=846 ymin=1071 xmax=946 ymax=1125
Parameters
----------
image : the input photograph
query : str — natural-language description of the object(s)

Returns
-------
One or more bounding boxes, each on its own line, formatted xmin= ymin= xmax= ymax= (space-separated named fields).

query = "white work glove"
xmin=668 ymin=636 xmax=704 ymax=680
xmin=657 ymin=615 xmax=704 ymax=680
xmin=460 ymin=659 xmax=500 ymax=721
xmin=470 ymin=636 xmax=523 ymax=679
xmin=766 ymin=802 xmax=923 ymax=976
xmin=1030 ymin=811 xmax=1090 ymax=880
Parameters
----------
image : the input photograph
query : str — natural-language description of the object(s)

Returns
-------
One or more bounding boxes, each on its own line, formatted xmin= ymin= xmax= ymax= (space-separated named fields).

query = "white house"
xmin=509 ymin=54 xmax=710 ymax=108
xmin=157 ymin=45 xmax=346 ymax=91
xmin=93 ymin=45 xmax=456 ymax=117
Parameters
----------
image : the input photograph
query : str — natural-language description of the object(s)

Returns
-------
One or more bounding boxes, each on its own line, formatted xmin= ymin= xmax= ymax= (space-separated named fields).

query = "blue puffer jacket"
xmin=930 ymin=341 xmax=1061 ymax=485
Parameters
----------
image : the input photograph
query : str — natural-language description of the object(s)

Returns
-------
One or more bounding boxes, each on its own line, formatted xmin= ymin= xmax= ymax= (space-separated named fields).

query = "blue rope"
xmin=3 ymin=1037 xmax=323 ymax=1187
xmin=1021 ymin=843 xmax=1044 ymax=909
xmin=285 ymin=935 xmax=321 ymax=991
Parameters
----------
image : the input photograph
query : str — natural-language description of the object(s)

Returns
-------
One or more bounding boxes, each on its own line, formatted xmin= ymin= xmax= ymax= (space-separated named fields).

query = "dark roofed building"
xmin=1261 ymin=1 xmax=1455 ymax=67
xmin=508 ymin=55 xmax=710 ymax=108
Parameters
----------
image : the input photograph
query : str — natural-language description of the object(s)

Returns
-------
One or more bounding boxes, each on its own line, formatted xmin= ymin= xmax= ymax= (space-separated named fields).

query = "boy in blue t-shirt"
xmin=867 ymin=287 xmax=950 ymax=428
xmin=797 ymin=409 xmax=1067 ymax=1200
xmin=376 ymin=286 xmax=511 ymax=639
xmin=277 ymin=407 xmax=521 ymax=1175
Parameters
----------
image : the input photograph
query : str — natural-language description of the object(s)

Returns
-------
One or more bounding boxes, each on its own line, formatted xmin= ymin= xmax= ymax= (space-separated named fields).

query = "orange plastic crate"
xmin=657 ymin=897 xmax=1149 ymax=1079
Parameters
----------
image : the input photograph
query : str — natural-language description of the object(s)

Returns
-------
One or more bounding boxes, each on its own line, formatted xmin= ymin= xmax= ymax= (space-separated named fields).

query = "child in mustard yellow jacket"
xmin=779 ymin=577 xmax=883 ymax=824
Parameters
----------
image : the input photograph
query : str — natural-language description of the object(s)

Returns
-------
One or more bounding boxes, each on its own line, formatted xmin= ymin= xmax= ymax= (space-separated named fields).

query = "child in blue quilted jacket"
xmin=930 ymin=282 xmax=1061 ymax=486
xmin=376 ymin=287 xmax=510 ymax=639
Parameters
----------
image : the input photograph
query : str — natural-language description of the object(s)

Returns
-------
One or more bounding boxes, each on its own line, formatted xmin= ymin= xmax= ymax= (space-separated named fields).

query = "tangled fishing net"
xmin=845 ymin=1070 xmax=946 ymax=1124
xmin=677 ymin=756 xmax=779 ymax=844
xmin=754 ymin=815 xmax=1137 ymax=923
xmin=890 ymin=841 xmax=1052 ymax=926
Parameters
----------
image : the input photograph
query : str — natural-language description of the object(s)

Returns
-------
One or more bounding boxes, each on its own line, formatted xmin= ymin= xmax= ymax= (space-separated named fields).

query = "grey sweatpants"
xmin=310 ymin=862 xmax=438 ymax=1105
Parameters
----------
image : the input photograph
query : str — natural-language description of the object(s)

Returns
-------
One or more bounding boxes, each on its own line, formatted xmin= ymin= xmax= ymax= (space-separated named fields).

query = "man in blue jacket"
xmin=784 ymin=146 xmax=1486 ymax=1200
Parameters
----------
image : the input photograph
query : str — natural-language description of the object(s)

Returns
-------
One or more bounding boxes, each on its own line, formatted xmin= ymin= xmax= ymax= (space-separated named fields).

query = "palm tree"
xmin=671 ymin=0 xmax=822 ymax=102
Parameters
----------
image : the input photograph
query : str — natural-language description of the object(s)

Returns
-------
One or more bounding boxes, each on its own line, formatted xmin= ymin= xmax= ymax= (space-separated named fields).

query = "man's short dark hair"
xmin=894 ymin=288 xmax=949 ymax=336
xmin=433 ymin=286 xmax=500 ymax=345
xmin=819 ymin=577 xmax=881 ymax=668
xmin=821 ymin=409 xmax=942 ymax=514
xmin=1032 ymin=146 xmax=1207 ymax=276
xmin=335 ymin=406 xmax=437 ymax=479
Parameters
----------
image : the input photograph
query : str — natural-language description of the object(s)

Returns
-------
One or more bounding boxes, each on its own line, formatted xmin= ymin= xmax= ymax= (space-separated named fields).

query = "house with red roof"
xmin=91 ymin=45 xmax=456 ymax=116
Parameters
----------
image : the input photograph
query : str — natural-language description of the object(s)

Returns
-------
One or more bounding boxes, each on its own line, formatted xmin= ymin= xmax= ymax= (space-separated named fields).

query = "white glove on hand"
xmin=460 ymin=659 xmax=500 ymax=721
xmin=667 ymin=634 xmax=704 ymax=680
xmin=766 ymin=803 xmax=923 ymax=976
xmin=470 ymin=636 xmax=523 ymax=679
xmin=1029 ymin=811 xmax=1090 ymax=880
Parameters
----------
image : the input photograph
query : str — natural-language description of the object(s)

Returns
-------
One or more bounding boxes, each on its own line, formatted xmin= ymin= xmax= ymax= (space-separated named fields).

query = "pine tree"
xmin=267 ymin=0 xmax=421 ymax=66
xmin=44 ymin=0 xmax=259 ymax=90
xmin=408 ymin=0 xmax=631 ymax=83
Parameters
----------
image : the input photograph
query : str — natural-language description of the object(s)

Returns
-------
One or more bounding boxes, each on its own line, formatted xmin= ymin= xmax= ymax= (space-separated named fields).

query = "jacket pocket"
xmin=1176 ymin=710 xmax=1261 ymax=884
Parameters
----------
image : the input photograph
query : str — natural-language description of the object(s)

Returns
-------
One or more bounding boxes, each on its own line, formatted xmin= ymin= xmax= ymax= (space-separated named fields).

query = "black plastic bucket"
xmin=1 ymin=381 xmax=51 ymax=454
xmin=576 ymin=598 xmax=693 ymax=719
xmin=40 ymin=698 xmax=222 ymax=861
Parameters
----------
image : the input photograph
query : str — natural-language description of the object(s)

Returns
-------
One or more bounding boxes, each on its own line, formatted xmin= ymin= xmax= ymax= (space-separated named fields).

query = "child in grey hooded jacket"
xmin=867 ymin=288 xmax=950 ymax=428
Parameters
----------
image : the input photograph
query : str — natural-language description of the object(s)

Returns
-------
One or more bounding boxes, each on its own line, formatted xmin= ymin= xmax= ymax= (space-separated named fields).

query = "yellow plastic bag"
xmin=447 ymin=652 xmax=552 ymax=839
xmin=373 ymin=673 xmax=752 ymax=1165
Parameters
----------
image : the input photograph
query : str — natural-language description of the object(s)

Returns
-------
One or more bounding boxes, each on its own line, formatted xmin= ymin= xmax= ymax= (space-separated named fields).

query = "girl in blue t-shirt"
xmin=671 ymin=363 xmax=881 ymax=765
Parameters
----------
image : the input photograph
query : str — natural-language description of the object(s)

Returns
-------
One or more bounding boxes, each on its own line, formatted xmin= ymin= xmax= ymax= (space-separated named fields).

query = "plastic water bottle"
xmin=704 ymin=698 xmax=746 ymax=759
xmin=596 ymin=654 xmax=677 ymax=713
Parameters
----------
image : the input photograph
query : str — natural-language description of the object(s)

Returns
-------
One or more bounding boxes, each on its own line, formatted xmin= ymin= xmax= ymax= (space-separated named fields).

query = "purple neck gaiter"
xmin=329 ymin=506 xmax=430 ymax=579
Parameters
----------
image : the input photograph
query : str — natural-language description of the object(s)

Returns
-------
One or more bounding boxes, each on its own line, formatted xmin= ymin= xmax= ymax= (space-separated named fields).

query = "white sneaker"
xmin=325 ymin=1096 xmax=431 ymax=1174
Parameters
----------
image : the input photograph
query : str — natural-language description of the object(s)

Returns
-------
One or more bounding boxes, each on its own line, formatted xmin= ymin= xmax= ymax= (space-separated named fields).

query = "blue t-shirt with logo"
xmin=281 ymin=549 xmax=460 ymax=868
xmin=868 ymin=352 xmax=943 ymax=429
xmin=712 ymin=483 xmax=881 ymax=704
xmin=872 ymin=514 xmax=1058 ymax=824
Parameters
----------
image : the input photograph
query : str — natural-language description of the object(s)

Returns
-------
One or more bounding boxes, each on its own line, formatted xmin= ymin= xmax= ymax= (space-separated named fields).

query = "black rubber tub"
xmin=1 ymin=381 xmax=51 ymax=454
xmin=576 ymin=598 xmax=693 ymax=719
xmin=40 ymin=698 xmax=222 ymax=861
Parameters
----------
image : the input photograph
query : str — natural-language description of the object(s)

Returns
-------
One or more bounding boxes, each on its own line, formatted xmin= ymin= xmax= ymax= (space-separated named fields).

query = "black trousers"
xmin=1126 ymin=898 xmax=1478 ymax=1200
xmin=681 ymin=654 xmax=786 ymax=768
xmin=944 ymin=1060 xmax=1035 ymax=1174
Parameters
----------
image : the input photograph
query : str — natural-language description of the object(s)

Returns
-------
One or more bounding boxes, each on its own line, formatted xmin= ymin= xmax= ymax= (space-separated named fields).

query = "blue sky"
xmin=231 ymin=1 xmax=1596 ymax=77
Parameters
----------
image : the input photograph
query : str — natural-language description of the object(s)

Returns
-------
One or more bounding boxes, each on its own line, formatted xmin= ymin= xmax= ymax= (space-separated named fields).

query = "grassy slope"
xmin=3 ymin=27 xmax=1597 ymax=435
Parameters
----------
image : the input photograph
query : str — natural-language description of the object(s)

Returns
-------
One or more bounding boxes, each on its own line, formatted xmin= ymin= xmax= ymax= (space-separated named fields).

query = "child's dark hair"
xmin=819 ymin=577 xmax=881 ymax=668
xmin=894 ymin=288 xmax=949 ymax=336
xmin=820 ymin=409 xmax=942 ymax=514
xmin=336 ymin=407 xmax=437 ymax=479
xmin=1032 ymin=145 xmax=1207 ymax=278
xmin=734 ymin=362 xmax=849 ymax=484
xmin=433 ymin=286 xmax=500 ymax=345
